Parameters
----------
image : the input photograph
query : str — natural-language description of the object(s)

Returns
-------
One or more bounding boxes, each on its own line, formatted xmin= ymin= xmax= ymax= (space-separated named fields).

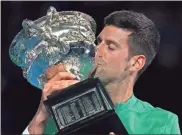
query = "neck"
xmin=104 ymin=77 xmax=134 ymax=104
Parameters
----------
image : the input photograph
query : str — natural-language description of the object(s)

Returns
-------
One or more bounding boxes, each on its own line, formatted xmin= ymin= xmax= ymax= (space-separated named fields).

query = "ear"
xmin=129 ymin=55 xmax=146 ymax=72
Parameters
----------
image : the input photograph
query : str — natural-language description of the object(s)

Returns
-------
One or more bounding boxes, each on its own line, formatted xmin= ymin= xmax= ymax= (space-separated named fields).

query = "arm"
xmin=22 ymin=100 xmax=48 ymax=134
xmin=22 ymin=113 xmax=47 ymax=134
xmin=22 ymin=64 xmax=78 ymax=134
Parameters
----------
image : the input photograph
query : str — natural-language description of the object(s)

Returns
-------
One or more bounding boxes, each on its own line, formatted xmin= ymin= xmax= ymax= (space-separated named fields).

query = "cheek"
xmin=106 ymin=53 xmax=121 ymax=70
xmin=108 ymin=50 xmax=129 ymax=69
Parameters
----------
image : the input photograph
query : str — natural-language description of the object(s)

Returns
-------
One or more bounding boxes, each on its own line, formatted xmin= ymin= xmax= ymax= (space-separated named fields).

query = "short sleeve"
xmin=164 ymin=113 xmax=181 ymax=134
xmin=169 ymin=115 xmax=181 ymax=134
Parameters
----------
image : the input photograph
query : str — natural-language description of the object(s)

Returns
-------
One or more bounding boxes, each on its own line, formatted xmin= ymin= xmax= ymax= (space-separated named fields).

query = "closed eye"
xmin=105 ymin=40 xmax=119 ymax=51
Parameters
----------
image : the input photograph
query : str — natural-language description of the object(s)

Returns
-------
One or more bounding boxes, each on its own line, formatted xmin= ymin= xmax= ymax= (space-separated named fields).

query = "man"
xmin=23 ymin=10 xmax=181 ymax=134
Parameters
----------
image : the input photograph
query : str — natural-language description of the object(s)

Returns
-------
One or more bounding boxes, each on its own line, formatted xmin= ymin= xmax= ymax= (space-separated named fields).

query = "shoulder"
xmin=136 ymin=98 xmax=178 ymax=122
xmin=152 ymin=107 xmax=180 ymax=134
xmin=136 ymin=98 xmax=180 ymax=134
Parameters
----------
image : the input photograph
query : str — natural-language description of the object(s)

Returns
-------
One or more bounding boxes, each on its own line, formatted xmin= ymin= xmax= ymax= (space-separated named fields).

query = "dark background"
xmin=1 ymin=1 xmax=182 ymax=134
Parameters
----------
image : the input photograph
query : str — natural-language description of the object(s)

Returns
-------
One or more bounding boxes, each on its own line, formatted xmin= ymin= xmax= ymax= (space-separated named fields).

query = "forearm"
xmin=22 ymin=121 xmax=46 ymax=134
xmin=25 ymin=110 xmax=48 ymax=134
xmin=28 ymin=117 xmax=47 ymax=134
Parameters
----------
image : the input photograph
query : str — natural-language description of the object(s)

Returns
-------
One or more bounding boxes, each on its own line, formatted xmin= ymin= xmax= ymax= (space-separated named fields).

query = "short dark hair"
xmin=104 ymin=10 xmax=160 ymax=77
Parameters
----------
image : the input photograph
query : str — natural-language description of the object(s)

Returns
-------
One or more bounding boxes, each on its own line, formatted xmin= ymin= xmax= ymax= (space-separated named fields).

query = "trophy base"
xmin=56 ymin=110 xmax=128 ymax=135
xmin=44 ymin=78 xmax=128 ymax=135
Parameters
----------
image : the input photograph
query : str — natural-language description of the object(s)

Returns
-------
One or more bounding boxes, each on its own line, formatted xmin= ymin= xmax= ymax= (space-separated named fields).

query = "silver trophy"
xmin=9 ymin=6 xmax=96 ymax=89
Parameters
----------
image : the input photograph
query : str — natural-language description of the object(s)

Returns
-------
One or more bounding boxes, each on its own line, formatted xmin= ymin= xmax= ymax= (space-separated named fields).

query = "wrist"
xmin=28 ymin=109 xmax=48 ymax=134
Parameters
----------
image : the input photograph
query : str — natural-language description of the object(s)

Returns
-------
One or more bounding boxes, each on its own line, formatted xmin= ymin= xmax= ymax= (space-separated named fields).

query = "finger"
xmin=57 ymin=63 xmax=66 ymax=71
xmin=45 ymin=65 xmax=59 ymax=79
xmin=48 ymin=72 xmax=76 ymax=83
xmin=45 ymin=64 xmax=66 ymax=80
xmin=109 ymin=132 xmax=115 ymax=135
xmin=45 ymin=80 xmax=79 ymax=96
xmin=50 ymin=80 xmax=79 ymax=92
xmin=43 ymin=80 xmax=79 ymax=96
xmin=43 ymin=80 xmax=66 ymax=92
xmin=43 ymin=80 xmax=66 ymax=93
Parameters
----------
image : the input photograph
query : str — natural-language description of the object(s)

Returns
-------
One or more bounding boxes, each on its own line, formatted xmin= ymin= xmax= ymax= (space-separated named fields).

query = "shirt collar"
xmin=115 ymin=94 xmax=137 ymax=111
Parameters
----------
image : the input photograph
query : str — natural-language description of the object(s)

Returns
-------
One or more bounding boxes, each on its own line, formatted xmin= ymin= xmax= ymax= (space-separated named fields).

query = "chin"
xmin=93 ymin=68 xmax=108 ymax=82
xmin=94 ymin=74 xmax=106 ymax=83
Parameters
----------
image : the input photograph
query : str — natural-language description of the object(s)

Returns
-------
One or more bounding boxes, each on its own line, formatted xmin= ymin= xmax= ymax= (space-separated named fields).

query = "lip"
xmin=95 ymin=63 xmax=102 ymax=67
xmin=95 ymin=61 xmax=103 ymax=65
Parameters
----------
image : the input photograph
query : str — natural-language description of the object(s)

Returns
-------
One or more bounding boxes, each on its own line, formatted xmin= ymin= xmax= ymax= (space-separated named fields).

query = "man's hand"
xmin=28 ymin=64 xmax=79 ymax=134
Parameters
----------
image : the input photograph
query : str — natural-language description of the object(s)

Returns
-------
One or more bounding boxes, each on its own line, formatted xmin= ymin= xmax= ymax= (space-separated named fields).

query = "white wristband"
xmin=22 ymin=126 xmax=30 ymax=134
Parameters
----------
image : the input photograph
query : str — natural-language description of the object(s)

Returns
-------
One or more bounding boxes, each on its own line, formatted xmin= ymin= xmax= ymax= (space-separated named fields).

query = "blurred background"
xmin=1 ymin=1 xmax=182 ymax=134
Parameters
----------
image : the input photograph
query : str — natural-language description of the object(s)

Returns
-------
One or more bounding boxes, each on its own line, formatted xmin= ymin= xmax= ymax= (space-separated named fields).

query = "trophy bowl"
xmin=9 ymin=6 xmax=96 ymax=89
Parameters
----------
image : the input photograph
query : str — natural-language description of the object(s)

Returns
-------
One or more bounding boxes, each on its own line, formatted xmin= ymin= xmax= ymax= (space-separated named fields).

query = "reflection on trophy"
xmin=9 ymin=6 xmax=128 ymax=135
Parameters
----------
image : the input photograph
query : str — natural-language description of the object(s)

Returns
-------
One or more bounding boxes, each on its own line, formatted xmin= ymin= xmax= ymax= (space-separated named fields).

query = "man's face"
xmin=94 ymin=25 xmax=132 ymax=84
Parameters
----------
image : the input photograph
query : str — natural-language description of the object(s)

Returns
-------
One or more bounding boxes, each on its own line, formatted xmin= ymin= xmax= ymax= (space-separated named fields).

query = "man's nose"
xmin=96 ymin=43 xmax=104 ymax=57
